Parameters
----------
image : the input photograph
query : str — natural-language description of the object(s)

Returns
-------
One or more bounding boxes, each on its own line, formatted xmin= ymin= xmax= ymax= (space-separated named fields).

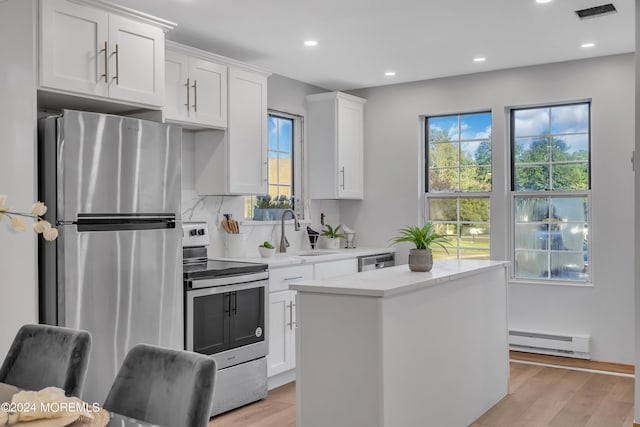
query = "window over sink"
xmin=245 ymin=111 xmax=304 ymax=220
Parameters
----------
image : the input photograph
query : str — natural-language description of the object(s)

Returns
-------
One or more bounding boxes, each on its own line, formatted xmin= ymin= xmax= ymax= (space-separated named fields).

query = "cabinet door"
xmin=40 ymin=0 xmax=109 ymax=97
xmin=337 ymin=98 xmax=364 ymax=199
xmin=268 ymin=290 xmax=296 ymax=377
xmin=228 ymin=68 xmax=268 ymax=194
xmin=229 ymin=287 xmax=265 ymax=349
xmin=108 ymin=14 xmax=164 ymax=107
xmin=164 ymin=50 xmax=190 ymax=123
xmin=192 ymin=292 xmax=230 ymax=355
xmin=189 ymin=58 xmax=228 ymax=128
xmin=314 ymin=259 xmax=358 ymax=280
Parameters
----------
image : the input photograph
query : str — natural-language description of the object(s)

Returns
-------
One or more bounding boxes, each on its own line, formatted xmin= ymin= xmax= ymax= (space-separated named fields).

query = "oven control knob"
xmin=197 ymin=228 xmax=205 ymax=236
xmin=189 ymin=229 xmax=197 ymax=236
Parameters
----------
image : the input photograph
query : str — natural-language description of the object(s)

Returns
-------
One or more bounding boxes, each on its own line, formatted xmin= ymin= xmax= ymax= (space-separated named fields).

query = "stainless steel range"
xmin=182 ymin=222 xmax=269 ymax=416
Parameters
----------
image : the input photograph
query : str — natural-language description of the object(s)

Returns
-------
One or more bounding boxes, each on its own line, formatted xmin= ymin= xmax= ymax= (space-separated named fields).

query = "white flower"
xmin=43 ymin=227 xmax=59 ymax=241
xmin=0 ymin=194 xmax=7 ymax=222
xmin=10 ymin=216 xmax=26 ymax=232
xmin=31 ymin=201 xmax=47 ymax=216
xmin=33 ymin=220 xmax=52 ymax=234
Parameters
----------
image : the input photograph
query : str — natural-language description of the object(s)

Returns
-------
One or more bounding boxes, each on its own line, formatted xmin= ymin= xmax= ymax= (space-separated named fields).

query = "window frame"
xmin=245 ymin=110 xmax=305 ymax=220
xmin=424 ymin=110 xmax=493 ymax=260
xmin=509 ymin=101 xmax=592 ymax=286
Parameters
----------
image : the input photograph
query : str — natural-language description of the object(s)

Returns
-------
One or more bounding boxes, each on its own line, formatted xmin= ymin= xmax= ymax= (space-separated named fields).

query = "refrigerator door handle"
xmin=76 ymin=214 xmax=176 ymax=232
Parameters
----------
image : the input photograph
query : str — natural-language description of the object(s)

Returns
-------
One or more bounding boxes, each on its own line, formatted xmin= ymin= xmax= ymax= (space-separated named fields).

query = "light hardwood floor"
xmin=208 ymin=362 xmax=634 ymax=427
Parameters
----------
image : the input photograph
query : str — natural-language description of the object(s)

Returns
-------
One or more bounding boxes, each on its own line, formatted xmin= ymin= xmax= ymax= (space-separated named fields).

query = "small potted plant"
xmin=320 ymin=224 xmax=346 ymax=250
xmin=253 ymin=195 xmax=294 ymax=221
xmin=391 ymin=223 xmax=450 ymax=272
xmin=258 ymin=241 xmax=276 ymax=258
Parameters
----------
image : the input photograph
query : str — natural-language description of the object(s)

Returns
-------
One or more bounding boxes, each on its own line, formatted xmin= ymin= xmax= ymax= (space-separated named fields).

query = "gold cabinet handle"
xmin=112 ymin=43 xmax=119 ymax=85
xmin=100 ymin=41 xmax=108 ymax=83
xmin=191 ymin=79 xmax=197 ymax=112
xmin=184 ymin=78 xmax=190 ymax=112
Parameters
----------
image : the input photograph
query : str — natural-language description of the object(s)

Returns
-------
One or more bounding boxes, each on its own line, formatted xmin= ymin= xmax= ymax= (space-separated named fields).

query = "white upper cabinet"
xmin=106 ymin=14 xmax=164 ymax=106
xmin=227 ymin=67 xmax=268 ymax=194
xmin=40 ymin=0 xmax=109 ymax=98
xmin=39 ymin=0 xmax=172 ymax=108
xmin=195 ymin=66 xmax=269 ymax=195
xmin=306 ymin=92 xmax=366 ymax=199
xmin=165 ymin=43 xmax=228 ymax=129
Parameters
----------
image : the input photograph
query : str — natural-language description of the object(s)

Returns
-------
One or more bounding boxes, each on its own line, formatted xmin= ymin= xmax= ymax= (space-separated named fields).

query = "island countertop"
xmin=289 ymin=259 xmax=510 ymax=297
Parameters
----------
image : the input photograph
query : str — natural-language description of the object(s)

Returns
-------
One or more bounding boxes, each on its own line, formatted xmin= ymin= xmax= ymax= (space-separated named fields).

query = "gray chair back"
xmin=103 ymin=344 xmax=216 ymax=427
xmin=0 ymin=324 xmax=92 ymax=397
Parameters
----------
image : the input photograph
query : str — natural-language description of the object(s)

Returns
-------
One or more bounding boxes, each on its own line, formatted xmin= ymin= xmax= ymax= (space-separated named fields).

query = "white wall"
xmin=0 ymin=0 xmax=38 ymax=355
xmin=345 ymin=54 xmax=635 ymax=363
xmin=182 ymin=74 xmax=340 ymax=254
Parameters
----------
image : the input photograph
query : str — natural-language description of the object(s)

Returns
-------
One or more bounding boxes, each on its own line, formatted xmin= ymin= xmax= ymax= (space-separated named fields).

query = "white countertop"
xmin=290 ymin=259 xmax=510 ymax=297
xmin=218 ymin=247 xmax=396 ymax=268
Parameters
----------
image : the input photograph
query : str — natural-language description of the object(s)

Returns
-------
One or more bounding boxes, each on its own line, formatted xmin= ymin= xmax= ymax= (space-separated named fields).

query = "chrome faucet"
xmin=280 ymin=209 xmax=301 ymax=253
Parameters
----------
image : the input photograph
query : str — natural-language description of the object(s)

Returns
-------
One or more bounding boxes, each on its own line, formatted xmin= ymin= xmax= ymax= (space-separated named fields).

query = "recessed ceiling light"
xmin=536 ymin=0 xmax=552 ymax=4
xmin=384 ymin=71 xmax=396 ymax=77
xmin=473 ymin=57 xmax=486 ymax=63
xmin=581 ymin=42 xmax=595 ymax=48
xmin=304 ymin=40 xmax=318 ymax=47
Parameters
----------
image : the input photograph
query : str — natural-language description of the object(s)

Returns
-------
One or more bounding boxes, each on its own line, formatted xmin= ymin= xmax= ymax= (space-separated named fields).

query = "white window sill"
xmin=509 ymin=279 xmax=594 ymax=288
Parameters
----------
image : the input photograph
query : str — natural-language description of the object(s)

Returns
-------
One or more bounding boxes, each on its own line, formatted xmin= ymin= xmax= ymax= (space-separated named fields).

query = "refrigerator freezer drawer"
xmin=46 ymin=110 xmax=182 ymax=220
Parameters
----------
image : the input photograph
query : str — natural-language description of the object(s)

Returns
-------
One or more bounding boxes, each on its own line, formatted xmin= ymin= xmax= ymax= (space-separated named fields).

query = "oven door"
xmin=185 ymin=276 xmax=267 ymax=358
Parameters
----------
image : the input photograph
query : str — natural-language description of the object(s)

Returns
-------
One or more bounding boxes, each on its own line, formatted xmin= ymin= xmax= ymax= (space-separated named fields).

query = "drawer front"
xmin=269 ymin=265 xmax=313 ymax=292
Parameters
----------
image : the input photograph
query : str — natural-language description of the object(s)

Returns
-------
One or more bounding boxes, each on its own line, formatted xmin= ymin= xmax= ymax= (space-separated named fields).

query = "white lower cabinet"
xmin=267 ymin=259 xmax=358 ymax=385
xmin=267 ymin=290 xmax=296 ymax=377
xmin=314 ymin=258 xmax=358 ymax=280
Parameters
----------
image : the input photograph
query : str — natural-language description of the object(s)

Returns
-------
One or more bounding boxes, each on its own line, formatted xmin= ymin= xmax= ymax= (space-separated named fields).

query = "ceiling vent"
xmin=575 ymin=3 xmax=617 ymax=19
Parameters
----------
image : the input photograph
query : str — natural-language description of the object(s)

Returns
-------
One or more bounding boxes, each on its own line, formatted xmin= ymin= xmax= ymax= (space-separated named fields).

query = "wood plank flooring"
xmin=510 ymin=351 xmax=635 ymax=375
xmin=208 ymin=362 xmax=635 ymax=427
xmin=208 ymin=382 xmax=295 ymax=427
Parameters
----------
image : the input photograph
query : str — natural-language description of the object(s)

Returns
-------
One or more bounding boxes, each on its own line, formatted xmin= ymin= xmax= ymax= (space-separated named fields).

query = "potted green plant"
xmin=320 ymin=224 xmax=346 ymax=250
xmin=258 ymin=241 xmax=276 ymax=258
xmin=391 ymin=223 xmax=450 ymax=272
xmin=253 ymin=195 xmax=294 ymax=220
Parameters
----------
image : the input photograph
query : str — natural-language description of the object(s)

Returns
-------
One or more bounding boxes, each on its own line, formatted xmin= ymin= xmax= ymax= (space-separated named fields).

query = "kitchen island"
xmin=290 ymin=259 xmax=510 ymax=427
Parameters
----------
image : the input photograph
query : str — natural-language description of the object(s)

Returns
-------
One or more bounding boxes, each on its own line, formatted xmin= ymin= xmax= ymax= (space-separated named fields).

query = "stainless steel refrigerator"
xmin=38 ymin=110 xmax=183 ymax=404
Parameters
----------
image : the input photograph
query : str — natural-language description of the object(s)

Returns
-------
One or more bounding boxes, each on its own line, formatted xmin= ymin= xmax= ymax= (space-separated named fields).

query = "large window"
xmin=426 ymin=112 xmax=492 ymax=259
xmin=245 ymin=112 xmax=302 ymax=219
xmin=511 ymin=102 xmax=590 ymax=282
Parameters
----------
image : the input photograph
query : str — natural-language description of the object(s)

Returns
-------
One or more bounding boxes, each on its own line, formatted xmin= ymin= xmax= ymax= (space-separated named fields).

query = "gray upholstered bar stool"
xmin=0 ymin=324 xmax=92 ymax=397
xmin=103 ymin=344 xmax=216 ymax=427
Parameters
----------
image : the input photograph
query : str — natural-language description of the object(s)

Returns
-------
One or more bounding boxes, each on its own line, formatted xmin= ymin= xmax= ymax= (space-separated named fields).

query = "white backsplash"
xmin=181 ymin=131 xmax=340 ymax=258
xmin=182 ymin=189 xmax=317 ymax=258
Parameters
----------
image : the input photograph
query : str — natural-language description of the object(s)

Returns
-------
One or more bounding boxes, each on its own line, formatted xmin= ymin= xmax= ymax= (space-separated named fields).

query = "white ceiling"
xmin=111 ymin=0 xmax=634 ymax=91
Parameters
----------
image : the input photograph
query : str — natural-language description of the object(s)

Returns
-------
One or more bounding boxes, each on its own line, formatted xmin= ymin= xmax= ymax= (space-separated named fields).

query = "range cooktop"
xmin=183 ymin=259 xmax=268 ymax=280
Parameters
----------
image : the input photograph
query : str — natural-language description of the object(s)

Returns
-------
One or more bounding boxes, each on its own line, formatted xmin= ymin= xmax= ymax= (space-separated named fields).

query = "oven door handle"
xmin=187 ymin=272 xmax=268 ymax=290
xmin=186 ymin=279 xmax=268 ymax=297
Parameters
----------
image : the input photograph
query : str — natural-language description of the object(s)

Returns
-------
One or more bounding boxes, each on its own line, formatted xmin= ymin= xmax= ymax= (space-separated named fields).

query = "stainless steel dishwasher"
xmin=358 ymin=252 xmax=395 ymax=272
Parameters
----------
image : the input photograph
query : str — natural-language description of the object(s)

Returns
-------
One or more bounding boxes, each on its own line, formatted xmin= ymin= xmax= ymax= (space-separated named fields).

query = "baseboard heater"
xmin=509 ymin=330 xmax=590 ymax=359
